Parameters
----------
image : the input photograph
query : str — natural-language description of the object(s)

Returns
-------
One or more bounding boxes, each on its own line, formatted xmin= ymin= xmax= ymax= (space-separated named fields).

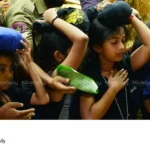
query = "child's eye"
xmin=0 ymin=68 xmax=5 ymax=72
xmin=111 ymin=40 xmax=118 ymax=44
xmin=122 ymin=39 xmax=126 ymax=44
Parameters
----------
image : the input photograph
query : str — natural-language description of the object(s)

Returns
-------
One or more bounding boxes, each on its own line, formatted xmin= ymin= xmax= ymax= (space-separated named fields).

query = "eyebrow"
xmin=0 ymin=64 xmax=7 ymax=66
xmin=108 ymin=35 xmax=126 ymax=40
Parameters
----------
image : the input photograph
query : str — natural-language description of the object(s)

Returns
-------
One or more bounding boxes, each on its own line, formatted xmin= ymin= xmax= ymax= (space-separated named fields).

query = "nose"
xmin=6 ymin=69 xmax=13 ymax=80
xmin=118 ymin=41 xmax=125 ymax=51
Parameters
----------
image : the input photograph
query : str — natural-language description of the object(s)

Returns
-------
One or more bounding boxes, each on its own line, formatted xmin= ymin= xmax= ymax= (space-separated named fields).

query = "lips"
xmin=117 ymin=53 xmax=125 ymax=57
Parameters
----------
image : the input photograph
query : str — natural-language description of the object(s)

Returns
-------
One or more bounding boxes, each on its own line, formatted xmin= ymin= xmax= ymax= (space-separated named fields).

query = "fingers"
xmin=16 ymin=49 xmax=25 ymax=55
xmin=35 ymin=19 xmax=45 ymax=23
xmin=123 ymin=78 xmax=129 ymax=86
xmin=115 ymin=69 xmax=125 ymax=76
xmin=22 ymin=112 xmax=35 ymax=120
xmin=56 ymin=82 xmax=76 ymax=93
xmin=60 ymin=86 xmax=76 ymax=94
xmin=23 ymin=38 xmax=30 ymax=48
xmin=97 ymin=1 xmax=111 ymax=11
xmin=7 ymin=102 xmax=24 ymax=109
xmin=20 ymin=40 xmax=28 ymax=50
xmin=18 ymin=108 xmax=35 ymax=117
xmin=120 ymin=70 xmax=128 ymax=81
xmin=54 ymin=76 xmax=70 ymax=84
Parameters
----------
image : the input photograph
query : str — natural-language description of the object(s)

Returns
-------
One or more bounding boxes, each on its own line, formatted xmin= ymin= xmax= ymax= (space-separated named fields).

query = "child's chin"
xmin=2 ymin=85 xmax=11 ymax=90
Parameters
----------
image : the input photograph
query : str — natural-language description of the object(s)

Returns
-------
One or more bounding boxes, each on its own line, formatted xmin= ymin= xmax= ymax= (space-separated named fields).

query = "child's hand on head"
xmin=16 ymin=38 xmax=32 ymax=64
xmin=131 ymin=8 xmax=142 ymax=20
xmin=97 ymin=1 xmax=111 ymax=11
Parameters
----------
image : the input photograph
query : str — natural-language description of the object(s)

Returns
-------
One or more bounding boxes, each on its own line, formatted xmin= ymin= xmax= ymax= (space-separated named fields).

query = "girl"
xmin=35 ymin=8 xmax=88 ymax=100
xmin=70 ymin=6 xmax=150 ymax=119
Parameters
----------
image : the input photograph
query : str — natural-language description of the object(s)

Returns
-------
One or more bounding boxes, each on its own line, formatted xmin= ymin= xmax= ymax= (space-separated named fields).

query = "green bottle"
xmin=56 ymin=65 xmax=99 ymax=94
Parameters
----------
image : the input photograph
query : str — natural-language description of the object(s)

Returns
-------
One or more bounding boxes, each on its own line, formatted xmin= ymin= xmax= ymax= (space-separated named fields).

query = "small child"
xmin=0 ymin=27 xmax=50 ymax=119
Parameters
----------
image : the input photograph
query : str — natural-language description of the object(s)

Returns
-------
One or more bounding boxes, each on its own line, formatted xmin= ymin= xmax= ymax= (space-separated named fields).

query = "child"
xmin=70 ymin=2 xmax=150 ymax=119
xmin=31 ymin=8 xmax=89 ymax=119
xmin=0 ymin=38 xmax=50 ymax=119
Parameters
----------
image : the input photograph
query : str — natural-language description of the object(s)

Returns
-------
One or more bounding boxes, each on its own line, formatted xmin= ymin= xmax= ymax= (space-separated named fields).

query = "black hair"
xmin=44 ymin=0 xmax=65 ymax=7
xmin=37 ymin=28 xmax=72 ymax=72
xmin=89 ymin=18 xmax=128 ymax=47
xmin=0 ymin=51 xmax=15 ymax=61
xmin=132 ymin=21 xmax=150 ymax=52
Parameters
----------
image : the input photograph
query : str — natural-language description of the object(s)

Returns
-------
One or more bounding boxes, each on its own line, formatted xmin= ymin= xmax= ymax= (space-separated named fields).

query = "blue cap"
xmin=0 ymin=27 xmax=24 ymax=52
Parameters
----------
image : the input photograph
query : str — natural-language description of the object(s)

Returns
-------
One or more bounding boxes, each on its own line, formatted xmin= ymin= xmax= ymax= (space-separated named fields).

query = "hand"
xmin=16 ymin=38 xmax=32 ymax=64
xmin=43 ymin=8 xmax=58 ymax=23
xmin=0 ymin=102 xmax=35 ymax=120
xmin=49 ymin=76 xmax=76 ymax=94
xmin=97 ymin=1 xmax=111 ymax=11
xmin=108 ymin=69 xmax=129 ymax=93
xmin=131 ymin=8 xmax=142 ymax=20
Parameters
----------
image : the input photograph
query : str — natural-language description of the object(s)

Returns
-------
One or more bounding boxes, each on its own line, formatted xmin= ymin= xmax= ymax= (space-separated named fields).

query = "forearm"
xmin=52 ymin=18 xmax=88 ymax=43
xmin=33 ymin=62 xmax=53 ymax=85
xmin=26 ymin=62 xmax=49 ymax=103
xmin=89 ymin=87 xmax=118 ymax=119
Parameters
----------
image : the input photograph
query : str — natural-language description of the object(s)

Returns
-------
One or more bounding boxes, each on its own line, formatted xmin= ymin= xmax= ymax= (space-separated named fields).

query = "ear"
xmin=54 ymin=51 xmax=65 ymax=63
xmin=92 ymin=45 xmax=102 ymax=53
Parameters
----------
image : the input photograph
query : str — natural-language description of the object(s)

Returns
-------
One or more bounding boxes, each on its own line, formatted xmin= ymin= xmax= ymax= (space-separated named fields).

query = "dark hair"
xmin=89 ymin=18 xmax=128 ymax=47
xmin=132 ymin=21 xmax=150 ymax=52
xmin=0 ymin=51 xmax=15 ymax=61
xmin=44 ymin=0 xmax=65 ymax=7
xmin=37 ymin=29 xmax=72 ymax=72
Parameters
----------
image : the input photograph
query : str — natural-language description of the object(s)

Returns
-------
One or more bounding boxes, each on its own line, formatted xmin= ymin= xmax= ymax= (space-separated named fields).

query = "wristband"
xmin=51 ymin=16 xmax=59 ymax=25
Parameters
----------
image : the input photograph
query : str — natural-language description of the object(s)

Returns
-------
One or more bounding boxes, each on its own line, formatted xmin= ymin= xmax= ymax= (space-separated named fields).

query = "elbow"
xmin=78 ymin=34 xmax=89 ymax=43
xmin=39 ymin=94 xmax=50 ymax=105
xmin=82 ymin=111 xmax=103 ymax=120
xmin=31 ymin=93 xmax=50 ymax=105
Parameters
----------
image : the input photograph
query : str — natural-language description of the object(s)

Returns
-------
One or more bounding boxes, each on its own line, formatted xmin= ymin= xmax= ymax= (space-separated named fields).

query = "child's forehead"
xmin=0 ymin=56 xmax=13 ymax=65
xmin=108 ymin=28 xmax=126 ymax=39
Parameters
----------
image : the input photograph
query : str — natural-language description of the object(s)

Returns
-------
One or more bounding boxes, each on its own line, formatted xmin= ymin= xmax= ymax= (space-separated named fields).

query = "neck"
xmin=99 ymin=55 xmax=115 ymax=76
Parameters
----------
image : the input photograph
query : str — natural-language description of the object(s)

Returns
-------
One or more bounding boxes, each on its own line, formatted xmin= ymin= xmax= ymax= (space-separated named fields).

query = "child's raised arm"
xmin=130 ymin=15 xmax=150 ymax=71
xmin=17 ymin=39 xmax=49 ymax=105
xmin=43 ymin=8 xmax=89 ymax=75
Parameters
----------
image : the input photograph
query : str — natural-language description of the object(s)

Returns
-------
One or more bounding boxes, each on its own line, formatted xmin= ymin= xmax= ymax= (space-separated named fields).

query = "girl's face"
xmin=99 ymin=27 xmax=126 ymax=62
xmin=0 ymin=56 xmax=13 ymax=90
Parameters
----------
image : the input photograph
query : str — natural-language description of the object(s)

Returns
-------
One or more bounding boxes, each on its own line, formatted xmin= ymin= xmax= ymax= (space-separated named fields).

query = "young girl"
xmin=42 ymin=8 xmax=88 ymax=101
xmin=70 ymin=6 xmax=150 ymax=119
xmin=19 ymin=8 xmax=89 ymax=119
xmin=0 ymin=38 xmax=50 ymax=119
